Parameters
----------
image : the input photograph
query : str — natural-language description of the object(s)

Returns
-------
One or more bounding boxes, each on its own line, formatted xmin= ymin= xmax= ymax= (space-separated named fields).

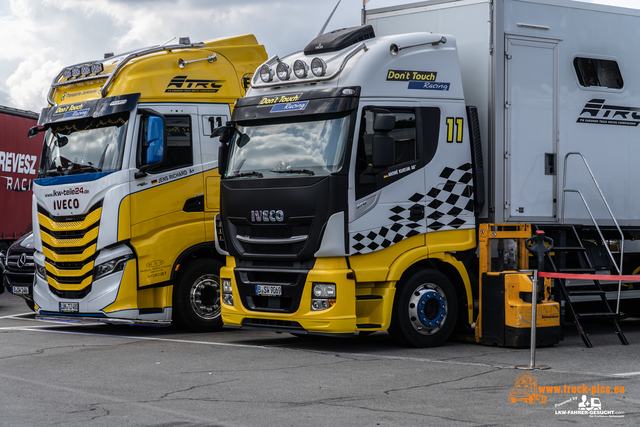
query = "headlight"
xmin=71 ymin=66 xmax=82 ymax=78
xmin=93 ymin=255 xmax=133 ymax=281
xmin=62 ymin=68 xmax=72 ymax=79
xmin=311 ymin=282 xmax=336 ymax=311
xmin=276 ymin=62 xmax=291 ymax=80
xmin=259 ymin=64 xmax=274 ymax=83
xmin=293 ymin=60 xmax=309 ymax=79
xmin=311 ymin=58 xmax=327 ymax=77
xmin=80 ymin=64 xmax=91 ymax=75
xmin=222 ymin=278 xmax=234 ymax=306
xmin=90 ymin=63 xmax=103 ymax=74
xmin=36 ymin=263 xmax=47 ymax=280
xmin=313 ymin=283 xmax=336 ymax=298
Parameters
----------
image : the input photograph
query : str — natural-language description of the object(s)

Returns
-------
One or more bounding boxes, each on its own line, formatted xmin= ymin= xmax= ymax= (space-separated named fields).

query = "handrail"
xmin=250 ymin=42 xmax=369 ymax=89
xmin=562 ymin=152 xmax=624 ymax=313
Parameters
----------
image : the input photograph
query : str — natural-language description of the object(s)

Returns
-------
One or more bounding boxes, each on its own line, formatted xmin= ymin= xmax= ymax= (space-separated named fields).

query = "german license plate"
xmin=59 ymin=302 xmax=79 ymax=313
xmin=12 ymin=286 xmax=30 ymax=295
xmin=255 ymin=285 xmax=282 ymax=296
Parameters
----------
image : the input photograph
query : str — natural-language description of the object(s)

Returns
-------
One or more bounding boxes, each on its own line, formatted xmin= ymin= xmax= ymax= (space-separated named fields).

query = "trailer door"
xmin=505 ymin=37 xmax=558 ymax=221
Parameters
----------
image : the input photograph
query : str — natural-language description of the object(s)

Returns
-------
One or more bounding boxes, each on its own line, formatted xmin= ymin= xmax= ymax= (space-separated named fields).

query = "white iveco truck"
xmin=214 ymin=0 xmax=640 ymax=347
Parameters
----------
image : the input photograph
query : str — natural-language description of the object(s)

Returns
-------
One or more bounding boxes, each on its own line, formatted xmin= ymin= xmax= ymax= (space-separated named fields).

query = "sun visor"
xmin=303 ymin=25 xmax=375 ymax=55
xmin=38 ymin=93 xmax=141 ymax=126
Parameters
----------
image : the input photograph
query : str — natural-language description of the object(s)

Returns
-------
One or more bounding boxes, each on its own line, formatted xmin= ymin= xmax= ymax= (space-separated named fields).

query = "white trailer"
xmin=366 ymin=0 xmax=640 ymax=230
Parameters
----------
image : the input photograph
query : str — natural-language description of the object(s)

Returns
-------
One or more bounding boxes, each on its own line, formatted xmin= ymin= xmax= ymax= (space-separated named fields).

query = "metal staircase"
xmin=536 ymin=225 xmax=628 ymax=348
xmin=537 ymin=153 xmax=628 ymax=347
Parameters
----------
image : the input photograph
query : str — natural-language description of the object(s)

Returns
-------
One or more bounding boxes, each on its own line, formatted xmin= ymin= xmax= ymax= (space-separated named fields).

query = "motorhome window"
xmin=226 ymin=112 xmax=352 ymax=179
xmin=141 ymin=115 xmax=193 ymax=172
xmin=574 ymin=57 xmax=623 ymax=89
xmin=38 ymin=112 xmax=129 ymax=178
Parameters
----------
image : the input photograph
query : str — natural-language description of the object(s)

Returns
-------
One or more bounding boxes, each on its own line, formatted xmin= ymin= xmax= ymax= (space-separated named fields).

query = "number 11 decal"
xmin=446 ymin=117 xmax=464 ymax=143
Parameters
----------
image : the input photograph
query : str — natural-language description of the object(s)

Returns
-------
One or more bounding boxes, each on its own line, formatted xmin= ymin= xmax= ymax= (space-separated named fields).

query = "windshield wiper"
xmin=68 ymin=165 xmax=102 ymax=175
xmin=226 ymin=171 xmax=264 ymax=179
xmin=270 ymin=169 xmax=315 ymax=176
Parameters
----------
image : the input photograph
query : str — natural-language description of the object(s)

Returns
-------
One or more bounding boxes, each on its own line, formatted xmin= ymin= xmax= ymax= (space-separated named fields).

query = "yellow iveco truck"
xmin=30 ymin=35 xmax=267 ymax=331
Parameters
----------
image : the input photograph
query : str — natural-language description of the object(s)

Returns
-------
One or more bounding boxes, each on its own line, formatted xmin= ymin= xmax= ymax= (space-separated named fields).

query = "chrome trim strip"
xmin=236 ymin=235 xmax=308 ymax=245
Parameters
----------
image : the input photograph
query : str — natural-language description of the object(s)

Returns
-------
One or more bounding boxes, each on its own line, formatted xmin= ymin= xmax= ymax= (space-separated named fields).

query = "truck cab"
xmin=31 ymin=35 xmax=267 ymax=331
xmin=216 ymin=26 xmax=480 ymax=346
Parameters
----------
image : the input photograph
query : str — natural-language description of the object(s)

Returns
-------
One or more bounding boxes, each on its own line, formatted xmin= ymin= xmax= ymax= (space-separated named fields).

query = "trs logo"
xmin=577 ymin=99 xmax=640 ymax=126
xmin=165 ymin=76 xmax=224 ymax=93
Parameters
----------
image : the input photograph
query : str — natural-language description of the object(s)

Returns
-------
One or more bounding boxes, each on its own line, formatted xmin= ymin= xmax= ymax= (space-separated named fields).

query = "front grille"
xmin=49 ymin=284 xmax=92 ymax=299
xmin=38 ymin=201 xmax=102 ymax=291
xmin=250 ymin=260 xmax=295 ymax=268
xmin=239 ymin=241 xmax=306 ymax=255
xmin=6 ymin=254 xmax=35 ymax=272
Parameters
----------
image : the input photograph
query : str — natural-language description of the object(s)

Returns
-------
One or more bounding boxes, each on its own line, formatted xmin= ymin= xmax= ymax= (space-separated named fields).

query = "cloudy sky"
xmin=1 ymin=0 xmax=638 ymax=113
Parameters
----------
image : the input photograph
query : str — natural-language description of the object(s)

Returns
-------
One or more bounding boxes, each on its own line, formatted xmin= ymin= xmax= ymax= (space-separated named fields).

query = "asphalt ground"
xmin=1 ymin=290 xmax=639 ymax=426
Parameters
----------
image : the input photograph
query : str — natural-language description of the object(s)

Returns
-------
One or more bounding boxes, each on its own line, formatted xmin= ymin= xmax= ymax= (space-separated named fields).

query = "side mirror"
xmin=145 ymin=116 xmax=165 ymax=166
xmin=373 ymin=113 xmax=396 ymax=133
xmin=135 ymin=111 xmax=167 ymax=178
xmin=371 ymin=113 xmax=396 ymax=168
xmin=218 ymin=143 xmax=229 ymax=177
xmin=211 ymin=125 xmax=235 ymax=144
xmin=28 ymin=126 xmax=41 ymax=138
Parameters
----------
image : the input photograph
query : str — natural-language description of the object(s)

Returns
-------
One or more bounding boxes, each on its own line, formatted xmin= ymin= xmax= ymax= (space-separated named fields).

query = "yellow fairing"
xmin=51 ymin=34 xmax=266 ymax=106
xmin=222 ymin=229 xmax=477 ymax=333
xmin=130 ymin=173 xmax=205 ymax=288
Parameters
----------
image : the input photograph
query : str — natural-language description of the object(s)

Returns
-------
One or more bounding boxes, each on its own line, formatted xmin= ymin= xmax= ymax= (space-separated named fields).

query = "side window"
xmin=355 ymin=108 xmax=417 ymax=200
xmin=574 ymin=57 xmax=623 ymax=89
xmin=139 ymin=115 xmax=193 ymax=172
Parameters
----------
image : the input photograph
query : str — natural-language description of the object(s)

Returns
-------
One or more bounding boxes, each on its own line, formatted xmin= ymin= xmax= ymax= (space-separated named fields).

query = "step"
xmin=549 ymin=246 xmax=586 ymax=251
xmin=556 ymin=268 xmax=596 ymax=273
xmin=568 ymin=290 xmax=606 ymax=296
xmin=575 ymin=312 xmax=616 ymax=319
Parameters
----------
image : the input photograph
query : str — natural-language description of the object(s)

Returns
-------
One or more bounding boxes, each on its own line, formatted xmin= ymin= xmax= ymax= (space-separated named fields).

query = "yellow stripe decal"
xmin=45 ymin=261 xmax=95 ymax=277
xmin=47 ymin=275 xmax=93 ymax=291
xmin=43 ymin=244 xmax=97 ymax=262
xmin=40 ymin=226 xmax=99 ymax=248
xmin=38 ymin=208 xmax=102 ymax=231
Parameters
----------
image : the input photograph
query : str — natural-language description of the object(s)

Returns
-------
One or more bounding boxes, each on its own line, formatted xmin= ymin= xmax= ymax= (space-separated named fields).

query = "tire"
xmin=25 ymin=299 xmax=35 ymax=311
xmin=388 ymin=269 xmax=458 ymax=348
xmin=173 ymin=259 xmax=223 ymax=332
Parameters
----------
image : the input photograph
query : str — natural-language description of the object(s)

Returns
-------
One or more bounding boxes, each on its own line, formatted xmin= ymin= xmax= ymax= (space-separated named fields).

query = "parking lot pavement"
xmin=1 ymin=291 xmax=639 ymax=426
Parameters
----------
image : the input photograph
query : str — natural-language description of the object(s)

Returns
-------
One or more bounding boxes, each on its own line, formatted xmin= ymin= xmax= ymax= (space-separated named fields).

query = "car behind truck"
xmin=214 ymin=0 xmax=640 ymax=347
xmin=31 ymin=35 xmax=267 ymax=331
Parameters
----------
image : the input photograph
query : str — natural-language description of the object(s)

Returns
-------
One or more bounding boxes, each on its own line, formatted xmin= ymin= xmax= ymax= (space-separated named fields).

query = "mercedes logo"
xmin=17 ymin=253 xmax=27 ymax=269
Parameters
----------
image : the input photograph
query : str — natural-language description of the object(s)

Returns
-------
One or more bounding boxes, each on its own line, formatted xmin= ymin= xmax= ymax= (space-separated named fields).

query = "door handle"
xmin=409 ymin=205 xmax=425 ymax=221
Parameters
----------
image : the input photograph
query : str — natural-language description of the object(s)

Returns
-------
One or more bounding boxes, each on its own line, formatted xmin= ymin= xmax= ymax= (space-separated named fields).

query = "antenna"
xmin=162 ymin=37 xmax=176 ymax=46
xmin=317 ymin=0 xmax=342 ymax=37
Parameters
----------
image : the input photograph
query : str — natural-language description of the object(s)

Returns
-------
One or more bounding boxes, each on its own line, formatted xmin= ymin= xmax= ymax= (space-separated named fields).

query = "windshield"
xmin=38 ymin=112 xmax=129 ymax=178
xmin=226 ymin=113 xmax=352 ymax=179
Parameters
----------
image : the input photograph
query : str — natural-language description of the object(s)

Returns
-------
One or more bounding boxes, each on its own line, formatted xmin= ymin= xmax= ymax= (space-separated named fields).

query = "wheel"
xmin=388 ymin=269 xmax=458 ymax=348
xmin=173 ymin=259 xmax=223 ymax=332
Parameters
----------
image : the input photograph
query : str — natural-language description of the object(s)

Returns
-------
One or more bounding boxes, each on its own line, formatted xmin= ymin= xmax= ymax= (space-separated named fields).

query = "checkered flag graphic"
xmin=427 ymin=163 xmax=474 ymax=231
xmin=350 ymin=192 xmax=425 ymax=255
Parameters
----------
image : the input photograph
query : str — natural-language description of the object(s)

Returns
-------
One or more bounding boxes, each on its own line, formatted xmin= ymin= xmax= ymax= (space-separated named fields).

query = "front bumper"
xmin=221 ymin=257 xmax=358 ymax=335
